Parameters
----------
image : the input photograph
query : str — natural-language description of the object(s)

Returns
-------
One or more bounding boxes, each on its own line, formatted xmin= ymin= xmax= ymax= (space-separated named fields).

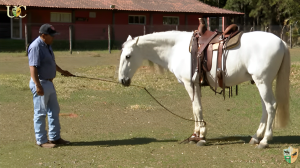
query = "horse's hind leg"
xmin=250 ymin=97 xmax=268 ymax=145
xmin=252 ymin=78 xmax=277 ymax=149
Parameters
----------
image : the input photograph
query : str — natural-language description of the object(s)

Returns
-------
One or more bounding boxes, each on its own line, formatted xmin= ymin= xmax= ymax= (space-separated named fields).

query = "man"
xmin=28 ymin=24 xmax=73 ymax=148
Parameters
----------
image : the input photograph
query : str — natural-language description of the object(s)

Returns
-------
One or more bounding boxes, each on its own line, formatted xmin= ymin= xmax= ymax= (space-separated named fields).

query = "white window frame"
xmin=128 ymin=15 xmax=146 ymax=25
xmin=11 ymin=17 xmax=22 ymax=39
xmin=163 ymin=16 xmax=179 ymax=25
xmin=50 ymin=12 xmax=72 ymax=23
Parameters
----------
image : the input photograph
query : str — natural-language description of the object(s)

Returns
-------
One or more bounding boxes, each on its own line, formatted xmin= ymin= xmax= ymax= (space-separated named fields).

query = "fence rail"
xmin=0 ymin=23 xmax=299 ymax=52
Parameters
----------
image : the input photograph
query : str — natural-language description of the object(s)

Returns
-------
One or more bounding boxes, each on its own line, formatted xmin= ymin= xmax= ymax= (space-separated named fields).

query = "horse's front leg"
xmin=192 ymin=84 xmax=206 ymax=139
xmin=184 ymin=80 xmax=207 ymax=145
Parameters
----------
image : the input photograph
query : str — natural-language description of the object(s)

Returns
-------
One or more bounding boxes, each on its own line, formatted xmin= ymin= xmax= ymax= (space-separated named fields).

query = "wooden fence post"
xmin=290 ymin=24 xmax=292 ymax=48
xmin=265 ymin=26 xmax=268 ymax=32
xmin=280 ymin=25 xmax=286 ymax=40
xmin=25 ymin=24 xmax=28 ymax=56
xmin=69 ymin=25 xmax=72 ymax=54
xmin=108 ymin=25 xmax=111 ymax=54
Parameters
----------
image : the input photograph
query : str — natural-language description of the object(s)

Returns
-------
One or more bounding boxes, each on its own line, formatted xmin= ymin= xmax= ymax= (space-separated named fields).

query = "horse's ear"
xmin=135 ymin=37 xmax=139 ymax=45
xmin=127 ymin=35 xmax=133 ymax=41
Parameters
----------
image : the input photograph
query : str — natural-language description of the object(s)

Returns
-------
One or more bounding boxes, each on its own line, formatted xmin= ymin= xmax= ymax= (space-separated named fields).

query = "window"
xmin=11 ymin=17 xmax=22 ymax=39
xmin=50 ymin=12 xmax=71 ymax=23
xmin=128 ymin=15 xmax=146 ymax=24
xmin=89 ymin=12 xmax=96 ymax=18
xmin=209 ymin=17 xmax=222 ymax=31
xmin=163 ymin=17 xmax=179 ymax=25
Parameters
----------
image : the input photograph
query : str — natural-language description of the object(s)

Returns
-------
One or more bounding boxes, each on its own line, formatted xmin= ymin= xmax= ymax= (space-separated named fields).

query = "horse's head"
xmin=118 ymin=35 xmax=143 ymax=86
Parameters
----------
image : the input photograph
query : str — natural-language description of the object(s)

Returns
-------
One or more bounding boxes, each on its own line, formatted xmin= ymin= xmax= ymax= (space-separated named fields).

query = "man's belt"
xmin=46 ymin=78 xmax=53 ymax=82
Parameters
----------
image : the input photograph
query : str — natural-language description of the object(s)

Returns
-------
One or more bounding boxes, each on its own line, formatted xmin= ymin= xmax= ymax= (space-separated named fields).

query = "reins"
xmin=68 ymin=75 xmax=202 ymax=122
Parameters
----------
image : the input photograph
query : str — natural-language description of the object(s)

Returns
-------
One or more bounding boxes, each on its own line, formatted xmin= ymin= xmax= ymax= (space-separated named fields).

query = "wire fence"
xmin=0 ymin=23 xmax=299 ymax=52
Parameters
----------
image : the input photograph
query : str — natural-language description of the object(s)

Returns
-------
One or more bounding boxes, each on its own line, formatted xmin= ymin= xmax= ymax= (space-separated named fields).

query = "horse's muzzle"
xmin=121 ymin=77 xmax=131 ymax=86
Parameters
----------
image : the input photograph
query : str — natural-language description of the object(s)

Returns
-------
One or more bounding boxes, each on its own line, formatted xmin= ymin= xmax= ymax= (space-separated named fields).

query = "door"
xmin=0 ymin=11 xmax=11 ymax=38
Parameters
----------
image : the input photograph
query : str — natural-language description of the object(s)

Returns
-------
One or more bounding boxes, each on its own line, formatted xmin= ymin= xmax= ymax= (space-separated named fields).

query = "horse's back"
xmin=208 ymin=31 xmax=286 ymax=86
xmin=240 ymin=31 xmax=285 ymax=79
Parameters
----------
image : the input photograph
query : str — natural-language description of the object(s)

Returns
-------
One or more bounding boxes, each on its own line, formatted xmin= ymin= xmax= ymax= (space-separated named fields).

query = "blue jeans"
xmin=29 ymin=78 xmax=61 ymax=145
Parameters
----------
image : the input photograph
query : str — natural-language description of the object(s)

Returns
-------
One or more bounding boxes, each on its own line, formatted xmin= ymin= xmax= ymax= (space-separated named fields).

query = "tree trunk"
xmin=244 ymin=3 xmax=246 ymax=31
xmin=253 ymin=18 xmax=255 ymax=31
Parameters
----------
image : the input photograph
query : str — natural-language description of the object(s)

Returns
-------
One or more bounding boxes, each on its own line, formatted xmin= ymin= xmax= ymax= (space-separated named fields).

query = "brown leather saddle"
xmin=190 ymin=18 xmax=243 ymax=99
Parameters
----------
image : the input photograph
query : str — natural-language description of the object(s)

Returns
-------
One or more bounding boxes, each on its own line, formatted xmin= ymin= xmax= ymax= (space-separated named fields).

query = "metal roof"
xmin=0 ymin=0 xmax=243 ymax=15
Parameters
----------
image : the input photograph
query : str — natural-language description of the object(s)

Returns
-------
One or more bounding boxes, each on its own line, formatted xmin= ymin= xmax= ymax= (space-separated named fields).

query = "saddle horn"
xmin=198 ymin=18 xmax=207 ymax=36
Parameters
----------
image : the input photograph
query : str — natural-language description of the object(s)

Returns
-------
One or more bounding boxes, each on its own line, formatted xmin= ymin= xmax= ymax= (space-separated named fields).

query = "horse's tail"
xmin=274 ymin=41 xmax=290 ymax=128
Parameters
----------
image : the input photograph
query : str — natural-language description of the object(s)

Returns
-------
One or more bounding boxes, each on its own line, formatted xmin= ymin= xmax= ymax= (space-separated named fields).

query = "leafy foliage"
xmin=224 ymin=0 xmax=300 ymax=25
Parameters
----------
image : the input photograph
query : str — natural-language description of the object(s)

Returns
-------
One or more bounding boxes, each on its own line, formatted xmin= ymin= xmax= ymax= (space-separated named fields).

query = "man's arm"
xmin=29 ymin=66 xmax=44 ymax=96
xmin=56 ymin=64 xmax=74 ymax=76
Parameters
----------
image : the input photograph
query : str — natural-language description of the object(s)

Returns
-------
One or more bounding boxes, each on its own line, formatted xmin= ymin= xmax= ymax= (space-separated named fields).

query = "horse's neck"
xmin=138 ymin=33 xmax=178 ymax=70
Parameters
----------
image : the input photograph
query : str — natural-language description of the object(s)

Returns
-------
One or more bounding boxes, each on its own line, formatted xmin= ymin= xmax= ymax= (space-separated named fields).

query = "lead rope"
xmin=68 ymin=75 xmax=202 ymax=123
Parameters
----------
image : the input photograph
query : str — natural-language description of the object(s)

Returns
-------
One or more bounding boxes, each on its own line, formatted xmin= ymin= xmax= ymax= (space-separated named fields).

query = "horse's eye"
xmin=126 ymin=55 xmax=130 ymax=59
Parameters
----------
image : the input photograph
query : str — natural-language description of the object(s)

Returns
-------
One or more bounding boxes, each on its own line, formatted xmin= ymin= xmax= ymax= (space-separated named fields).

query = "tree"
xmin=198 ymin=0 xmax=227 ymax=8
xmin=224 ymin=0 xmax=300 ymax=27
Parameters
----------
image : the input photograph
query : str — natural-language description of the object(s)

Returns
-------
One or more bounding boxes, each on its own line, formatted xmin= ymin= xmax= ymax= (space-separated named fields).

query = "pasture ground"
xmin=0 ymin=48 xmax=299 ymax=167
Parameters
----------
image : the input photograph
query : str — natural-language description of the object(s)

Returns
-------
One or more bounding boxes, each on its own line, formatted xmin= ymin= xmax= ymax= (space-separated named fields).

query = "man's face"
xmin=41 ymin=34 xmax=54 ymax=45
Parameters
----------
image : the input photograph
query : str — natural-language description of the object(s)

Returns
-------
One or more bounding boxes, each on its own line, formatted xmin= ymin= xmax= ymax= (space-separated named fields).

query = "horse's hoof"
xmin=197 ymin=140 xmax=206 ymax=146
xmin=189 ymin=141 xmax=197 ymax=144
xmin=256 ymin=143 xmax=269 ymax=149
xmin=249 ymin=138 xmax=260 ymax=145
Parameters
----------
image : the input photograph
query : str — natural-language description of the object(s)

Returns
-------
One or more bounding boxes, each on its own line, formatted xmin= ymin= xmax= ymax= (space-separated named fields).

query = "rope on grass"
xmin=69 ymin=74 xmax=201 ymax=122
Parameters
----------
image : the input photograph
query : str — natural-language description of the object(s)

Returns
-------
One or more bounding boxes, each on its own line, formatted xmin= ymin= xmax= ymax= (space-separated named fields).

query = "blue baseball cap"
xmin=39 ymin=24 xmax=59 ymax=37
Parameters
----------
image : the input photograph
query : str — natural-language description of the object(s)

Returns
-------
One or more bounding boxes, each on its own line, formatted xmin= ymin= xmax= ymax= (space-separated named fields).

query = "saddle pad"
xmin=226 ymin=32 xmax=243 ymax=49
xmin=212 ymin=32 xmax=243 ymax=51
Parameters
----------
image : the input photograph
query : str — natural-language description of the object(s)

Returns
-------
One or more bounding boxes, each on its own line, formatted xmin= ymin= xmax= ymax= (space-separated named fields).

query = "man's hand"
xmin=36 ymin=84 xmax=44 ymax=96
xmin=61 ymin=70 xmax=74 ymax=77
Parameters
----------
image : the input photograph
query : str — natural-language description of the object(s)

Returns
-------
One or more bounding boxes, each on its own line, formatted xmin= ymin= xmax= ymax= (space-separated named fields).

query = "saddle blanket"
xmin=211 ymin=32 xmax=243 ymax=51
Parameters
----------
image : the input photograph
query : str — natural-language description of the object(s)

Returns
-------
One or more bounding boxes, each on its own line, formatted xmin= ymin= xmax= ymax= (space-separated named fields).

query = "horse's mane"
xmin=122 ymin=31 xmax=190 ymax=48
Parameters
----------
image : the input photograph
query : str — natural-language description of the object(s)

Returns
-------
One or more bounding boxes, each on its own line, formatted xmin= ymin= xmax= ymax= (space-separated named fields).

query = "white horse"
xmin=118 ymin=31 xmax=290 ymax=149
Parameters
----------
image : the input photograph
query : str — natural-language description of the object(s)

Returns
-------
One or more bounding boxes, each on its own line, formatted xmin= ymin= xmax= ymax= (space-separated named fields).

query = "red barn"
xmin=0 ymin=0 xmax=243 ymax=49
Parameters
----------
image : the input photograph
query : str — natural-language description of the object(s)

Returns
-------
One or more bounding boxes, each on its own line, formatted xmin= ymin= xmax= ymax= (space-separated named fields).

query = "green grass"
xmin=0 ymin=49 xmax=299 ymax=167
xmin=0 ymin=39 xmax=27 ymax=52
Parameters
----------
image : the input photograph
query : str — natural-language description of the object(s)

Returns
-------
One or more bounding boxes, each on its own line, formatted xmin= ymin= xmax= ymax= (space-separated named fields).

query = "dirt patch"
xmin=59 ymin=113 xmax=78 ymax=118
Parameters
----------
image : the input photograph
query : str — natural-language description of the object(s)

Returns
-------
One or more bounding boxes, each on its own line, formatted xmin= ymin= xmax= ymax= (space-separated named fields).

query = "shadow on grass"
xmin=203 ymin=135 xmax=300 ymax=146
xmin=270 ymin=136 xmax=300 ymax=144
xmin=70 ymin=137 xmax=177 ymax=147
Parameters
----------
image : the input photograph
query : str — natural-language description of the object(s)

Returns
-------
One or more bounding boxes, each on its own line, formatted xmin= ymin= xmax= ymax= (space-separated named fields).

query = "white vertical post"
xmin=144 ymin=25 xmax=146 ymax=35
xmin=290 ymin=24 xmax=292 ymax=48
xmin=25 ymin=24 xmax=28 ymax=55
xmin=69 ymin=25 xmax=72 ymax=54
xmin=222 ymin=17 xmax=225 ymax=32
xmin=207 ymin=17 xmax=210 ymax=31
xmin=176 ymin=25 xmax=178 ymax=31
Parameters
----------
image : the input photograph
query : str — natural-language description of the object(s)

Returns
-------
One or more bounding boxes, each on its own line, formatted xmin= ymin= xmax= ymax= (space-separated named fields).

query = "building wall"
xmin=1 ymin=5 xmax=228 ymax=43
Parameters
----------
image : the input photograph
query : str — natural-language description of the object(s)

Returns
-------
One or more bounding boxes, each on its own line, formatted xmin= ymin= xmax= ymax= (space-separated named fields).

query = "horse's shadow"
xmin=70 ymin=137 xmax=177 ymax=147
xmin=204 ymin=135 xmax=300 ymax=146
xmin=69 ymin=136 xmax=299 ymax=147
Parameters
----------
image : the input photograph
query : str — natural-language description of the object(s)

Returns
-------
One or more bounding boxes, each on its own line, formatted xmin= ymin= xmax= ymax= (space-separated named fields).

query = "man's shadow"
xmin=70 ymin=137 xmax=177 ymax=147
